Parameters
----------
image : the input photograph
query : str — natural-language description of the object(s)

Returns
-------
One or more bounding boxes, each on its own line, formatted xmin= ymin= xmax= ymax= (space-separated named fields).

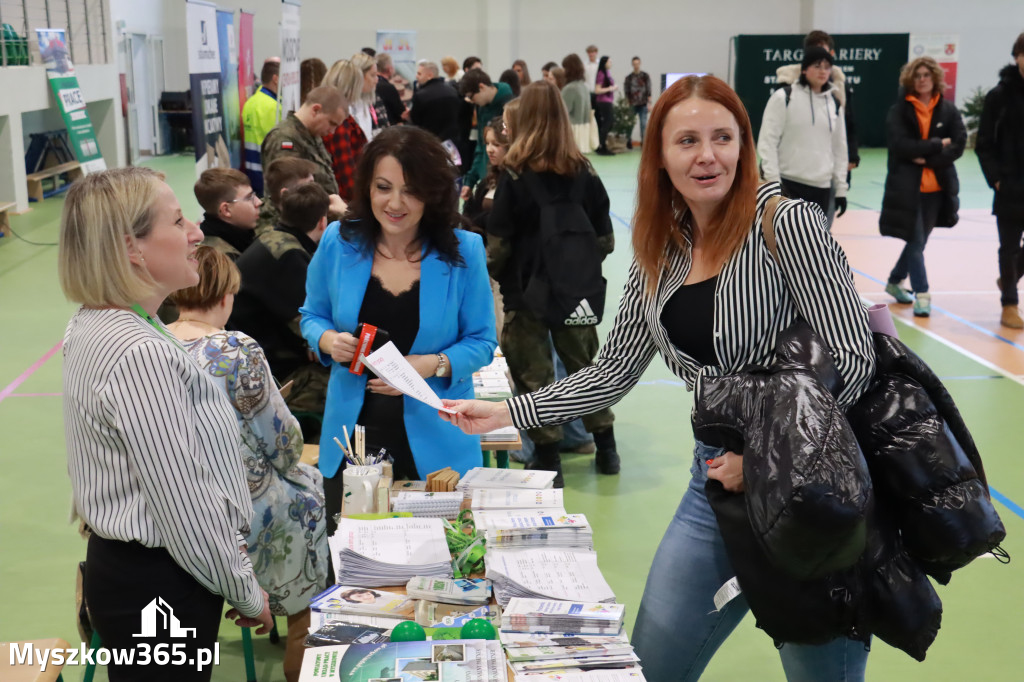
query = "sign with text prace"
xmin=35 ymin=28 xmax=106 ymax=173
xmin=186 ymin=0 xmax=228 ymax=176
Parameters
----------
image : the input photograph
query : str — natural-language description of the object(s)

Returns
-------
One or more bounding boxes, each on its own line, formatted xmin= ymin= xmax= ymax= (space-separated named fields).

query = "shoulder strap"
xmin=762 ymin=194 xmax=783 ymax=264
xmin=782 ymin=83 xmax=792 ymax=107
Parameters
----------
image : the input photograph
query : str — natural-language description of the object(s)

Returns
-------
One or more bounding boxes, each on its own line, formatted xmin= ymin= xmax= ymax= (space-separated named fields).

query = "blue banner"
xmin=216 ymin=10 xmax=241 ymax=169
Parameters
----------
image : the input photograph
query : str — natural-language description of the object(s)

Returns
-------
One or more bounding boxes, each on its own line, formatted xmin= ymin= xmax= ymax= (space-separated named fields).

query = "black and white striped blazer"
xmin=508 ymin=183 xmax=876 ymax=430
xmin=63 ymin=308 xmax=264 ymax=616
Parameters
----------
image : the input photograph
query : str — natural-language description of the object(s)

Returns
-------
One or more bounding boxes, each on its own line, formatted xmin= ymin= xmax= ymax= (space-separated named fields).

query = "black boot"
xmin=528 ymin=441 xmax=564 ymax=488
xmin=593 ymin=427 xmax=620 ymax=475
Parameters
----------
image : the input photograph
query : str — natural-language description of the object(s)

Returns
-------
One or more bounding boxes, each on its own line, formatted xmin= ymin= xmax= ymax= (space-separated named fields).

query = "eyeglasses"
xmin=227 ymin=191 xmax=259 ymax=206
xmin=913 ymin=72 xmax=933 ymax=80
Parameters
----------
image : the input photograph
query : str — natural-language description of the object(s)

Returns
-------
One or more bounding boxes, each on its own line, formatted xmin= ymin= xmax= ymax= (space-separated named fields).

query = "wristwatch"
xmin=434 ymin=353 xmax=449 ymax=378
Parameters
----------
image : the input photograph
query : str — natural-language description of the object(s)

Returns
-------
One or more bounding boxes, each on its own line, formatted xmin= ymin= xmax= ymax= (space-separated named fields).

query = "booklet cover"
xmin=335 ymin=639 xmax=506 ymax=682
xmin=311 ymin=585 xmax=416 ymax=618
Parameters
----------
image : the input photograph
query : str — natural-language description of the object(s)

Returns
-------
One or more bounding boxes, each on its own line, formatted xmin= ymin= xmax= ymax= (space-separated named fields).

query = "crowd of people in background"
xmin=57 ymin=28 xmax=1024 ymax=682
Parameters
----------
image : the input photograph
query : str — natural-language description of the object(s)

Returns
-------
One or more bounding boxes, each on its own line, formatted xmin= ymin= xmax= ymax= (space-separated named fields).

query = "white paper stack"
xmin=458 ymin=468 xmax=556 ymax=497
xmin=471 ymin=488 xmax=564 ymax=510
xmin=512 ymin=668 xmax=647 ymax=681
xmin=502 ymin=598 xmax=625 ymax=635
xmin=483 ymin=513 xmax=593 ymax=550
xmin=485 ymin=548 xmax=616 ymax=607
xmin=406 ymin=576 xmax=492 ymax=605
xmin=329 ymin=517 xmax=453 ymax=587
xmin=392 ymin=491 xmax=464 ymax=519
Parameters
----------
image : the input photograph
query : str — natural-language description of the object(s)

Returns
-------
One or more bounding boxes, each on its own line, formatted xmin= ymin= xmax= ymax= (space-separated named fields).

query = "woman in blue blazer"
xmin=301 ymin=126 xmax=497 ymax=532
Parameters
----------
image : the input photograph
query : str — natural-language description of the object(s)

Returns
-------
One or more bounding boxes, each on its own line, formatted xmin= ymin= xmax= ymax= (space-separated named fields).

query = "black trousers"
xmin=997 ymin=215 xmax=1024 ymax=306
xmin=85 ymin=534 xmax=224 ymax=681
xmin=595 ymin=101 xmax=614 ymax=151
xmin=781 ymin=177 xmax=832 ymax=224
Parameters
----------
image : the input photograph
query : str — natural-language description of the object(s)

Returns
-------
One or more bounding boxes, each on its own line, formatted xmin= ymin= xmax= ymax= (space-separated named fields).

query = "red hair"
xmin=632 ymin=75 xmax=759 ymax=293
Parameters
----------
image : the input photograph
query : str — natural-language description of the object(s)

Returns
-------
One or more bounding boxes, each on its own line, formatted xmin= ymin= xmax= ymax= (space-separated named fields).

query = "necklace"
xmin=173 ymin=318 xmax=224 ymax=332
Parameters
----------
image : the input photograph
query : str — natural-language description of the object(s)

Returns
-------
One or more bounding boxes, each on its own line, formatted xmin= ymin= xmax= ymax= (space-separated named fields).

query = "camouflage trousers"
xmin=283 ymin=362 xmax=330 ymax=430
xmin=501 ymin=308 xmax=614 ymax=445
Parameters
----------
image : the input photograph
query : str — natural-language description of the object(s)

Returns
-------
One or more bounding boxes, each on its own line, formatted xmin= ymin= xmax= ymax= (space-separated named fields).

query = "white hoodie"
xmin=757 ymin=81 xmax=848 ymax=196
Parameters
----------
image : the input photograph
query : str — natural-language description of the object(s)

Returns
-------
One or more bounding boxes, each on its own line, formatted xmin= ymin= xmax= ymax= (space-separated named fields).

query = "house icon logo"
xmin=132 ymin=597 xmax=197 ymax=638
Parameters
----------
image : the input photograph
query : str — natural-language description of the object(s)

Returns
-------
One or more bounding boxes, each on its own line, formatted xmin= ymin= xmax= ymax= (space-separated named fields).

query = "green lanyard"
xmin=130 ymin=303 xmax=177 ymax=343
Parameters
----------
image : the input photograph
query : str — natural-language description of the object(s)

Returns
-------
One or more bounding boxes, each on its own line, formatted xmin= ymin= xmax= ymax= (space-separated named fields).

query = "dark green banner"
xmin=732 ymin=33 xmax=910 ymax=148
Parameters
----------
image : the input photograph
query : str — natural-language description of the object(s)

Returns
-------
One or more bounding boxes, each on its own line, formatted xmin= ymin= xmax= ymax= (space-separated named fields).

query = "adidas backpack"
xmin=520 ymin=170 xmax=607 ymax=328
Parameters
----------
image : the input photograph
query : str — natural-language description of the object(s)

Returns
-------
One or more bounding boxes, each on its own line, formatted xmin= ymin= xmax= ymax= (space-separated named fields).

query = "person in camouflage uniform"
xmin=233 ymin=182 xmax=333 ymax=439
xmin=259 ymin=85 xmax=348 ymax=234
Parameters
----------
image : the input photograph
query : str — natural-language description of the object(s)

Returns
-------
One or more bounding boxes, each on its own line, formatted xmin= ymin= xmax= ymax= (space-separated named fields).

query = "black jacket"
xmin=410 ymin=77 xmax=461 ymax=143
xmin=879 ymin=93 xmax=966 ymax=241
xmin=376 ymin=74 xmax=405 ymax=128
xmin=976 ymin=64 xmax=1024 ymax=220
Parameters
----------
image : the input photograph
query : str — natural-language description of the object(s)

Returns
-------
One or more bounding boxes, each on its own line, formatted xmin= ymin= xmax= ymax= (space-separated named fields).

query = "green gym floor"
xmin=1 ymin=148 xmax=1021 ymax=681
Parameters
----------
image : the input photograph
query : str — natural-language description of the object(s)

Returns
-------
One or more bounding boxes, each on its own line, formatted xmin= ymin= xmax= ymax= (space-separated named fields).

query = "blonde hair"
xmin=59 ymin=167 xmax=166 ymax=307
xmin=900 ymin=57 xmax=946 ymax=97
xmin=168 ymin=246 xmax=241 ymax=312
xmin=322 ymin=59 xmax=363 ymax=104
xmin=350 ymin=52 xmax=376 ymax=102
xmin=503 ymin=81 xmax=587 ymax=176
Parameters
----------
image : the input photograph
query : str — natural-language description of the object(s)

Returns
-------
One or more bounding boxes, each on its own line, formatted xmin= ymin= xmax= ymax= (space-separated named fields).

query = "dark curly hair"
xmin=342 ymin=126 xmax=464 ymax=265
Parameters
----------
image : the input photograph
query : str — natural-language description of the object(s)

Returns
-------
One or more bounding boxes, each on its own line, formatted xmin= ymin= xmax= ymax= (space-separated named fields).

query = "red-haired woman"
xmin=441 ymin=75 xmax=875 ymax=680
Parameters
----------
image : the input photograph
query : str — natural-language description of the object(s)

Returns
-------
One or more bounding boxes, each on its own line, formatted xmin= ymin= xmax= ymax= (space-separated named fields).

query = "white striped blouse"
xmin=508 ymin=183 xmax=876 ymax=430
xmin=63 ymin=307 xmax=264 ymax=617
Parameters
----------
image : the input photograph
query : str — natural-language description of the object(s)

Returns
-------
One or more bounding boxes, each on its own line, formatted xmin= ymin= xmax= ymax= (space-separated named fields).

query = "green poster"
xmin=36 ymin=28 xmax=106 ymax=172
xmin=732 ymin=33 xmax=910 ymax=148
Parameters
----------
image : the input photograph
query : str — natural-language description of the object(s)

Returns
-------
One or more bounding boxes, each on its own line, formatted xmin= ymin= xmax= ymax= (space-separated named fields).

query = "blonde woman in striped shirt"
xmin=442 ymin=76 xmax=875 ymax=682
xmin=59 ymin=168 xmax=273 ymax=681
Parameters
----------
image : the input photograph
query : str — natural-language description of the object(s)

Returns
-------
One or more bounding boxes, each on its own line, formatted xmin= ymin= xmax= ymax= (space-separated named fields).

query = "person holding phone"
xmin=300 ymin=126 xmax=497 ymax=534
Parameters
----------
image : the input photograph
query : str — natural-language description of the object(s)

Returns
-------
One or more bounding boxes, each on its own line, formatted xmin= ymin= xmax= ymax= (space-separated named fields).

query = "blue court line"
xmin=990 ymin=488 xmax=1024 ymax=521
xmin=610 ymin=211 xmax=632 ymax=230
xmin=852 ymin=267 xmax=1024 ymax=353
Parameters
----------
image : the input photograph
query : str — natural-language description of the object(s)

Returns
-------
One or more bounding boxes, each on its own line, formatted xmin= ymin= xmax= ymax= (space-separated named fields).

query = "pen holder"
xmin=343 ymin=466 xmax=381 ymax=514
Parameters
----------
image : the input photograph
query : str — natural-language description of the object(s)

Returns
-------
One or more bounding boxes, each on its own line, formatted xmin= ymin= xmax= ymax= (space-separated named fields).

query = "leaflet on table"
xmin=472 ymin=509 xmax=570 ymax=527
xmin=510 ymin=654 xmax=640 ymax=672
xmin=460 ymin=468 xmax=557 ymax=491
xmin=471 ymin=488 xmax=564 ymax=509
xmin=330 ymin=517 xmax=451 ymax=564
xmin=361 ymin=341 xmax=456 ymax=414
xmin=309 ymin=609 xmax=404 ymax=633
xmin=335 ymin=639 xmax=507 ymax=682
xmin=499 ymin=632 xmax=631 ymax=648
xmin=484 ymin=513 xmax=589 ymax=530
xmin=310 ymin=584 xmax=415 ymax=618
xmin=304 ymin=621 xmax=390 ymax=647
xmin=298 ymin=644 xmax=349 ymax=681
xmin=504 ymin=642 xmax=635 ymax=662
xmin=406 ymin=576 xmax=492 ymax=604
xmin=504 ymin=599 xmax=624 ymax=622
xmin=514 ymin=671 xmax=648 ymax=682
xmin=415 ymin=602 xmax=501 ymax=627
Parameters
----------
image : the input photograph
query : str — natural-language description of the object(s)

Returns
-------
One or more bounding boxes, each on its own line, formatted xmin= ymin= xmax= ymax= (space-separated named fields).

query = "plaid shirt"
xmin=624 ymin=70 xmax=652 ymax=107
xmin=322 ymin=116 xmax=367 ymax=200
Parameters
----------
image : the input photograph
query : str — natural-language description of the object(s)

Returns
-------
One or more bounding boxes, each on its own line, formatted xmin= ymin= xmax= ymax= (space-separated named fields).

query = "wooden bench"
xmin=26 ymin=161 xmax=83 ymax=203
xmin=0 ymin=202 xmax=14 ymax=238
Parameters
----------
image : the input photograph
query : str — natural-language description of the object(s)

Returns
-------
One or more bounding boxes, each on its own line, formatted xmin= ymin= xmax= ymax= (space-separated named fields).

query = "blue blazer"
xmin=300 ymin=224 xmax=497 ymax=478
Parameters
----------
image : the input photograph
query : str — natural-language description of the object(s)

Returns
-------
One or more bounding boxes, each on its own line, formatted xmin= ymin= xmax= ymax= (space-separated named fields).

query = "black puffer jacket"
xmin=694 ymin=321 xmax=1005 ymax=660
xmin=976 ymin=64 xmax=1024 ymax=221
xmin=879 ymin=92 xmax=966 ymax=241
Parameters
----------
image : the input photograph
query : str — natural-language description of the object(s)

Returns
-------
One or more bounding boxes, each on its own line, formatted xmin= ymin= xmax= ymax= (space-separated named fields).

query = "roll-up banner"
xmin=238 ymin=10 xmax=255 ymax=173
xmin=278 ymin=1 xmax=301 ymax=118
xmin=36 ymin=28 xmax=106 ymax=173
xmin=377 ymin=30 xmax=417 ymax=106
xmin=217 ymin=10 xmax=241 ymax=170
xmin=186 ymin=0 xmax=228 ymax=175
xmin=732 ymin=33 xmax=910 ymax=147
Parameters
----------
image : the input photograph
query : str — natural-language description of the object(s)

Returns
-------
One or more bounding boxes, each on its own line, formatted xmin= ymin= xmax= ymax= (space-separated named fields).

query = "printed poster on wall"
xmin=238 ymin=10 xmax=255 ymax=174
xmin=186 ymin=0 xmax=228 ymax=176
xmin=278 ymin=0 xmax=301 ymax=118
xmin=35 ymin=28 xmax=106 ymax=173
xmin=909 ymin=34 xmax=959 ymax=103
xmin=731 ymin=33 xmax=910 ymax=147
xmin=377 ymin=30 xmax=416 ymax=105
xmin=216 ymin=10 xmax=241 ymax=169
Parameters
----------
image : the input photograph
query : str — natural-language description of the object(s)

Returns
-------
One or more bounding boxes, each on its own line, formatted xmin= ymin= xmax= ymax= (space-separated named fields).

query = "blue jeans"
xmin=633 ymin=105 xmax=649 ymax=142
xmin=888 ymin=192 xmax=942 ymax=294
xmin=632 ymin=441 xmax=869 ymax=682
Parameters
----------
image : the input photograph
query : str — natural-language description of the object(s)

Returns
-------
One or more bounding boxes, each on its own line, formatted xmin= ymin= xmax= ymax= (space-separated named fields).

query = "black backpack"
xmin=520 ymin=170 xmax=607 ymax=327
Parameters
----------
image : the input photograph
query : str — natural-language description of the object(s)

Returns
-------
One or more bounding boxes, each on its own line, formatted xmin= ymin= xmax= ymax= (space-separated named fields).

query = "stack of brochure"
xmin=392 ymin=491 xmax=464 ymax=519
xmin=485 ymin=548 xmax=616 ymax=606
xmin=502 ymin=598 xmax=625 ymax=635
xmin=329 ymin=517 xmax=452 ymax=587
xmin=509 ymin=667 xmax=647 ymax=681
xmin=308 ymin=584 xmax=415 ymax=631
xmin=474 ymin=353 xmax=515 ymax=400
xmin=406 ymin=576 xmax=492 ymax=605
xmin=482 ymin=513 xmax=593 ymax=550
xmin=458 ymin=467 xmax=557 ymax=497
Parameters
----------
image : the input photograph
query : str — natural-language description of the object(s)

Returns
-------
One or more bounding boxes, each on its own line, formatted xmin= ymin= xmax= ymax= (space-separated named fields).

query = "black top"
xmin=661 ymin=275 xmax=718 ymax=367
xmin=376 ymin=74 xmax=406 ymax=127
xmin=200 ymin=212 xmax=255 ymax=257
xmin=410 ymin=77 xmax=461 ymax=143
xmin=356 ymin=275 xmax=422 ymax=480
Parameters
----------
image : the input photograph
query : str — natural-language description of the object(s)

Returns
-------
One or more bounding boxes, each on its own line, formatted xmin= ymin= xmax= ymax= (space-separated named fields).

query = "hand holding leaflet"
xmin=361 ymin=341 xmax=457 ymax=414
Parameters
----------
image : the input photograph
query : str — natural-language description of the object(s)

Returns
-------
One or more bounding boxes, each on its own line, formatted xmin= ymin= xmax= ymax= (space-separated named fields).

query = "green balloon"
xmin=390 ymin=620 xmax=427 ymax=642
xmin=459 ymin=618 xmax=497 ymax=640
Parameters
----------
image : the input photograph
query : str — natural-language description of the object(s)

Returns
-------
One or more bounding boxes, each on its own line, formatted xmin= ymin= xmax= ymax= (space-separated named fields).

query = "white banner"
xmin=279 ymin=1 xmax=301 ymax=118
xmin=909 ymin=33 xmax=959 ymax=102
xmin=186 ymin=1 xmax=220 ymax=75
xmin=186 ymin=0 xmax=227 ymax=174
